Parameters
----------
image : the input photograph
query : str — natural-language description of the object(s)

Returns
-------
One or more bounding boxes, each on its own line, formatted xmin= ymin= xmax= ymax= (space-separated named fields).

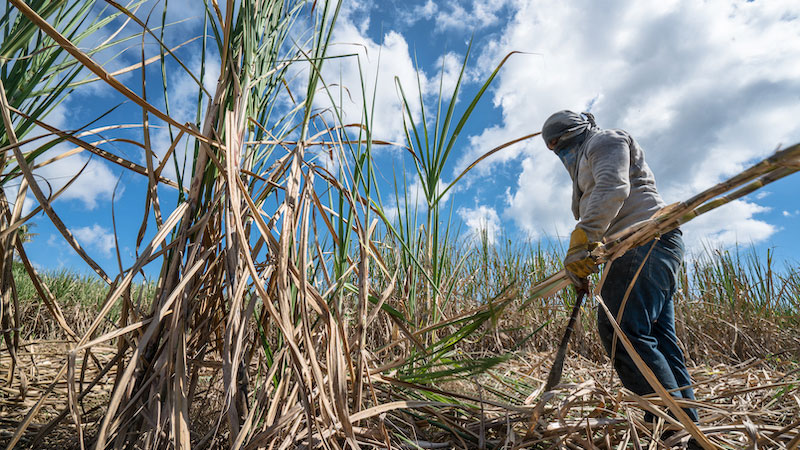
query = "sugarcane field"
xmin=2 ymin=1 xmax=800 ymax=449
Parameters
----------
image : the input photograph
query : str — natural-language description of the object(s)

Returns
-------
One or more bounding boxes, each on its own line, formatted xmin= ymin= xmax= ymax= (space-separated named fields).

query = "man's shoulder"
xmin=585 ymin=129 xmax=633 ymax=152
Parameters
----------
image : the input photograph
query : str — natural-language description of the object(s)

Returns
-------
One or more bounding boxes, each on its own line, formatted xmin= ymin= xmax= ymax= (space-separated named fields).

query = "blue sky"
xmin=8 ymin=0 xmax=800 ymax=278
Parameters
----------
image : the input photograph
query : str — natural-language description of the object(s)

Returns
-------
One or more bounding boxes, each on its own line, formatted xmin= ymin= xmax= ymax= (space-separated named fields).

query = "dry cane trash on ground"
xmin=378 ymin=353 xmax=800 ymax=449
xmin=514 ymin=353 xmax=800 ymax=449
xmin=2 ymin=342 xmax=800 ymax=448
xmin=0 ymin=342 xmax=117 ymax=445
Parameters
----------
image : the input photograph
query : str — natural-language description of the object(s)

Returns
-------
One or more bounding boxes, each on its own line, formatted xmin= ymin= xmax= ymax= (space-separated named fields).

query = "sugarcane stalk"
xmin=676 ymin=165 xmax=798 ymax=226
xmin=664 ymin=142 xmax=800 ymax=225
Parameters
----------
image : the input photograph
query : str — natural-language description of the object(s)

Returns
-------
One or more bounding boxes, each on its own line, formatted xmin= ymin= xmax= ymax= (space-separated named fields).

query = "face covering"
xmin=555 ymin=144 xmax=580 ymax=178
xmin=542 ymin=111 xmax=597 ymax=178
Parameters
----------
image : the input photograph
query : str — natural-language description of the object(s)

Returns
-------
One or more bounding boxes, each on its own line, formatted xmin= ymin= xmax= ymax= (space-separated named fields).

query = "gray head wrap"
xmin=542 ymin=110 xmax=597 ymax=151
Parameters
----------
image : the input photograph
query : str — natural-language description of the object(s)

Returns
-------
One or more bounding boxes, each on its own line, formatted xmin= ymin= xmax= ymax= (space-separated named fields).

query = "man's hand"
xmin=565 ymin=270 xmax=589 ymax=291
xmin=564 ymin=227 xmax=599 ymax=282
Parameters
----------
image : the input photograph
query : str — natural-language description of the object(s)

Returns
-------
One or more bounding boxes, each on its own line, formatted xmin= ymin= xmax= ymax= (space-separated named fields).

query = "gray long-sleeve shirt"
xmin=570 ymin=129 xmax=665 ymax=242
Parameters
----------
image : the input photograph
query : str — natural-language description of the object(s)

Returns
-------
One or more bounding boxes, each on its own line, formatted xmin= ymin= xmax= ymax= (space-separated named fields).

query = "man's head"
xmin=542 ymin=110 xmax=596 ymax=151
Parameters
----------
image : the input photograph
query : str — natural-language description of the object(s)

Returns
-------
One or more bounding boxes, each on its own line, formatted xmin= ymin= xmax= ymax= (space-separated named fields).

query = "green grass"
xmin=11 ymin=261 xmax=155 ymax=340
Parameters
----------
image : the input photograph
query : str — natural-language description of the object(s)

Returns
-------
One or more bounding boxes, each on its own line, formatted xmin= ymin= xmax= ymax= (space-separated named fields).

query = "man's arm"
xmin=578 ymin=131 xmax=631 ymax=242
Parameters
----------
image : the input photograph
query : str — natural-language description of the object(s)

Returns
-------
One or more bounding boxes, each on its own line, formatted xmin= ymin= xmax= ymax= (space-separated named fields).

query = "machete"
xmin=544 ymin=286 xmax=588 ymax=391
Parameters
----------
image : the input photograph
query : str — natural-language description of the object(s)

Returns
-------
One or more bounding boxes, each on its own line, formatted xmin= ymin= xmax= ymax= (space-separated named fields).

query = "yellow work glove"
xmin=564 ymin=227 xmax=599 ymax=282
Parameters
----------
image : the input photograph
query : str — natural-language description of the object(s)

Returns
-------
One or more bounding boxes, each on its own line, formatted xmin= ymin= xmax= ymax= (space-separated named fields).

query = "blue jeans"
xmin=597 ymin=229 xmax=699 ymax=422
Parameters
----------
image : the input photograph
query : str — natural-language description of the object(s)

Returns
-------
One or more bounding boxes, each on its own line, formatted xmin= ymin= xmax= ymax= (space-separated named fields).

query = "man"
xmin=541 ymin=110 xmax=699 ymax=428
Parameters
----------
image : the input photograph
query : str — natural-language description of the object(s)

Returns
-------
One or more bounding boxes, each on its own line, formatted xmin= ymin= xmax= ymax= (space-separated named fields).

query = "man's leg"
xmin=598 ymin=242 xmax=682 ymax=396
xmin=651 ymin=230 xmax=699 ymax=421
xmin=652 ymin=299 xmax=699 ymax=421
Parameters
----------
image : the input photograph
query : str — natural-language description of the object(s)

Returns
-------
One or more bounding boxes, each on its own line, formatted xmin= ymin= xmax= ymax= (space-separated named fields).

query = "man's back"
xmin=573 ymin=128 xmax=665 ymax=242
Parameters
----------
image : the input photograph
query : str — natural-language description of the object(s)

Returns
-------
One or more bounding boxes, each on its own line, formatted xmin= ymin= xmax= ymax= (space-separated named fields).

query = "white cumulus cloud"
xmin=458 ymin=204 xmax=501 ymax=244
xmin=322 ymin=19 xmax=429 ymax=144
xmin=681 ymin=200 xmax=776 ymax=251
xmin=434 ymin=0 xmax=512 ymax=32
xmin=32 ymin=149 xmax=119 ymax=210
xmin=321 ymin=5 xmax=484 ymax=148
xmin=4 ymin=103 xmax=119 ymax=213
xmin=503 ymin=155 xmax=574 ymax=240
xmin=73 ymin=224 xmax=117 ymax=257
xmin=399 ymin=0 xmax=439 ymax=26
